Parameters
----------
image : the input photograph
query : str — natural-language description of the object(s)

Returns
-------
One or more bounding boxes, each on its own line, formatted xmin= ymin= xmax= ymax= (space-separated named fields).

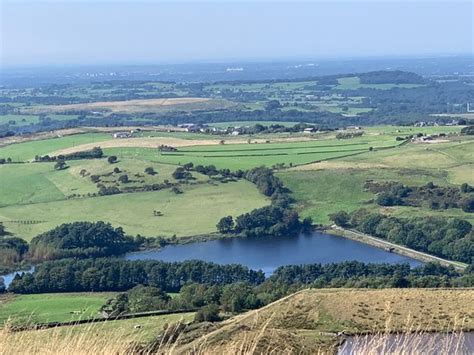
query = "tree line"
xmin=330 ymin=209 xmax=473 ymax=264
xmin=7 ymin=258 xmax=473 ymax=296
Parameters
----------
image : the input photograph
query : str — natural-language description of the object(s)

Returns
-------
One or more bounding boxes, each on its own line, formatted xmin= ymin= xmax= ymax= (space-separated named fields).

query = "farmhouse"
xmin=303 ymin=127 xmax=316 ymax=134
xmin=113 ymin=131 xmax=132 ymax=139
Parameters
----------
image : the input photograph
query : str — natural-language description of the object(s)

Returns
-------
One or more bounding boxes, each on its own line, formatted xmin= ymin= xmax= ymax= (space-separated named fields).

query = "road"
xmin=330 ymin=226 xmax=468 ymax=271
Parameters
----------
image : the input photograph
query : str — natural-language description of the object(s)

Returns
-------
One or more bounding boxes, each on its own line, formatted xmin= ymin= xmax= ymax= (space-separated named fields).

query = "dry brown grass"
xmin=22 ymin=98 xmax=235 ymax=115
xmin=173 ymin=288 xmax=474 ymax=353
xmin=1 ymin=289 xmax=472 ymax=354
xmin=48 ymin=135 xmax=320 ymax=157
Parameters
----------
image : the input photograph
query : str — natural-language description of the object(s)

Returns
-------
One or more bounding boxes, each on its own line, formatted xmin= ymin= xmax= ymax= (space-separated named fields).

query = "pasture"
xmin=334 ymin=76 xmax=425 ymax=90
xmin=0 ymin=133 xmax=111 ymax=162
xmin=1 ymin=312 xmax=195 ymax=349
xmin=108 ymin=134 xmax=402 ymax=170
xmin=279 ymin=136 xmax=474 ymax=224
xmin=0 ymin=180 xmax=269 ymax=241
xmin=0 ymin=293 xmax=115 ymax=326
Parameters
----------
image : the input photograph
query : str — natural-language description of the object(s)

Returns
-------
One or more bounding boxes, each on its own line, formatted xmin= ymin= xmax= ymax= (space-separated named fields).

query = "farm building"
xmin=113 ymin=131 xmax=132 ymax=139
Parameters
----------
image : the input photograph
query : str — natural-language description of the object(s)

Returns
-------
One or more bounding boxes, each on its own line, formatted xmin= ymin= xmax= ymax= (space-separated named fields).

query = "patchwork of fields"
xmin=0 ymin=125 xmax=469 ymax=239
xmin=279 ymin=136 xmax=474 ymax=224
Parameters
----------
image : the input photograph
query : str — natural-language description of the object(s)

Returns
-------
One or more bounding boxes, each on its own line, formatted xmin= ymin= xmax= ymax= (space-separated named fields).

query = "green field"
xmin=0 ymin=126 xmax=468 ymax=239
xmin=0 ymin=293 xmax=115 ymax=325
xmin=0 ymin=133 xmax=111 ymax=162
xmin=107 ymin=135 xmax=401 ymax=170
xmin=0 ymin=159 xmax=198 ymax=208
xmin=0 ymin=179 xmax=269 ymax=241
xmin=334 ymin=77 xmax=424 ymax=90
xmin=2 ymin=312 xmax=195 ymax=348
xmin=278 ymin=137 xmax=474 ymax=224
xmin=0 ymin=114 xmax=41 ymax=126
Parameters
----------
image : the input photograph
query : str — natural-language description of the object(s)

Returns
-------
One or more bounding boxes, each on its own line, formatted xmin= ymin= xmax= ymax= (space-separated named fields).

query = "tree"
xmin=144 ymin=167 xmax=156 ymax=175
xmin=265 ymin=100 xmax=282 ymax=111
xmin=54 ymin=160 xmax=67 ymax=170
xmin=217 ymin=216 xmax=234 ymax=234
xmin=460 ymin=196 xmax=474 ymax=213
xmin=127 ymin=285 xmax=171 ymax=313
xmin=107 ymin=156 xmax=118 ymax=164
xmin=194 ymin=304 xmax=221 ymax=322
xmin=329 ymin=211 xmax=350 ymax=227
xmin=0 ymin=223 xmax=5 ymax=236
xmin=172 ymin=167 xmax=191 ymax=180
xmin=118 ymin=174 xmax=129 ymax=183
xmin=113 ymin=167 xmax=121 ymax=173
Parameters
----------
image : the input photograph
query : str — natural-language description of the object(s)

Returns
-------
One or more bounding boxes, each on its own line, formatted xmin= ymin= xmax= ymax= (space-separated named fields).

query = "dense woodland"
xmin=330 ymin=209 xmax=473 ymax=264
xmin=8 ymin=258 xmax=473 ymax=297
xmin=367 ymin=181 xmax=474 ymax=212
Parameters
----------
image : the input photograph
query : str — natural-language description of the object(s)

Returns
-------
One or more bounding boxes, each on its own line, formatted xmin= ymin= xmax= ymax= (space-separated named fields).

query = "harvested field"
xmin=22 ymin=98 xmax=235 ymax=115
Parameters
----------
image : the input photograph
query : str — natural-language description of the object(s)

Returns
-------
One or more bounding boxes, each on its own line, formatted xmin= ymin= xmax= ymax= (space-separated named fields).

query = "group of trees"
xmin=330 ymin=209 xmax=473 ymax=264
xmin=0 ymin=157 xmax=12 ymax=164
xmin=335 ymin=131 xmax=364 ymax=139
xmin=8 ymin=257 xmax=473 ymax=299
xmin=100 ymin=285 xmax=171 ymax=317
xmin=8 ymin=259 xmax=265 ymax=294
xmin=35 ymin=147 xmax=103 ymax=162
xmin=217 ymin=167 xmax=312 ymax=237
xmin=270 ymin=261 xmax=472 ymax=288
xmin=461 ymin=126 xmax=474 ymax=135
xmin=0 ymin=237 xmax=29 ymax=266
xmin=28 ymin=222 xmax=138 ymax=261
xmin=218 ymin=205 xmax=311 ymax=238
xmin=368 ymin=181 xmax=474 ymax=212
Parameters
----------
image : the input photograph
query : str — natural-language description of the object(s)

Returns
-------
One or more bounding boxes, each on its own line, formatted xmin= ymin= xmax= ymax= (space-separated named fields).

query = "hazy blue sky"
xmin=1 ymin=1 xmax=472 ymax=67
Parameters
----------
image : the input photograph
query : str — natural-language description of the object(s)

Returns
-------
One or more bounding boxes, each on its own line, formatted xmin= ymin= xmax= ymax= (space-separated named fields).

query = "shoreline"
xmin=325 ymin=226 xmax=468 ymax=271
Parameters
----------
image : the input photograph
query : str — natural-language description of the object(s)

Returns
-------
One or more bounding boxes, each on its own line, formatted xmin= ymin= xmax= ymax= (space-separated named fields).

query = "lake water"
xmin=1 ymin=232 xmax=422 ymax=288
xmin=126 ymin=231 xmax=422 ymax=275
xmin=339 ymin=332 xmax=474 ymax=354
xmin=1 ymin=267 xmax=35 ymax=289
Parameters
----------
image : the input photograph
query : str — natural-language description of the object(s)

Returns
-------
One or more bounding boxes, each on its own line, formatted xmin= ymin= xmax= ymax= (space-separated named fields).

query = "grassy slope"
xmin=278 ymin=137 xmax=474 ymax=224
xmin=1 ymin=312 xmax=195 ymax=352
xmin=107 ymin=135 xmax=398 ymax=170
xmin=0 ymin=160 xmax=185 ymax=208
xmin=177 ymin=288 xmax=474 ymax=353
xmin=0 ymin=293 xmax=115 ymax=325
xmin=0 ymin=180 xmax=269 ymax=241
xmin=0 ymin=133 xmax=111 ymax=162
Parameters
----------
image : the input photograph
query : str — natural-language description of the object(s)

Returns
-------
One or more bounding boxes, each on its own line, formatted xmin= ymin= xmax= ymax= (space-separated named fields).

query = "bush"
xmin=329 ymin=211 xmax=350 ymax=227
xmin=194 ymin=304 xmax=221 ymax=322
xmin=107 ymin=156 xmax=118 ymax=164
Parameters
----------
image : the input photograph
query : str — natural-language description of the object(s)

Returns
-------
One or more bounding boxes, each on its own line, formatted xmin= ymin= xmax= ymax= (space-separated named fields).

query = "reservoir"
xmin=126 ymin=231 xmax=422 ymax=275
xmin=1 ymin=232 xmax=422 ymax=288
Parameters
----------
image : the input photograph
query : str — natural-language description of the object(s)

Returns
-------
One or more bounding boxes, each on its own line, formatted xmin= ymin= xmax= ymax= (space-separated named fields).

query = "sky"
xmin=1 ymin=1 xmax=473 ymax=67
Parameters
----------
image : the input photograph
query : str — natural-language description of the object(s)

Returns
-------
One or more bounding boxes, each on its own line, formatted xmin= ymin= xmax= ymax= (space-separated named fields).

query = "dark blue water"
xmin=126 ymin=231 xmax=422 ymax=274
